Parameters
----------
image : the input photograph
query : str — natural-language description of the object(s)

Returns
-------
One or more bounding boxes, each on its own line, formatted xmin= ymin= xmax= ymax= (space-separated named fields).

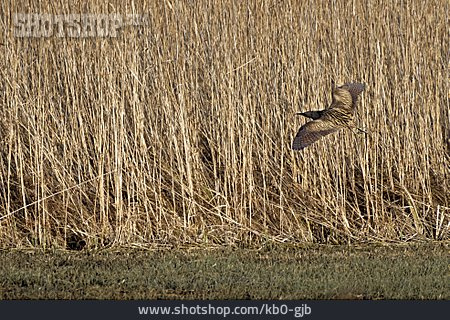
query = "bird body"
xmin=292 ymin=82 xmax=365 ymax=151
xmin=321 ymin=107 xmax=355 ymax=128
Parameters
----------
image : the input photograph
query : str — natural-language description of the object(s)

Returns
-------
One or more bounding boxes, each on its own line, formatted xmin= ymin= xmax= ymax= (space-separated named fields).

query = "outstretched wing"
xmin=333 ymin=82 xmax=365 ymax=110
xmin=292 ymin=119 xmax=340 ymax=150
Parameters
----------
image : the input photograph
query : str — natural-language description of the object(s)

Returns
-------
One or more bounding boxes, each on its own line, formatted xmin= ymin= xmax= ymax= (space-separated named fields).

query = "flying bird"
xmin=292 ymin=82 xmax=366 ymax=151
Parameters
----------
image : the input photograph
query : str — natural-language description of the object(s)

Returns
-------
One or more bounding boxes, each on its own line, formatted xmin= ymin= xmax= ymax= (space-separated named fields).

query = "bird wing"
xmin=292 ymin=119 xmax=340 ymax=150
xmin=332 ymin=82 xmax=365 ymax=110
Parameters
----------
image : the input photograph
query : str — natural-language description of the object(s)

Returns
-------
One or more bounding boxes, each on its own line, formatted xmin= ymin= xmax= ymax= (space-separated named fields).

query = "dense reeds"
xmin=0 ymin=0 xmax=448 ymax=248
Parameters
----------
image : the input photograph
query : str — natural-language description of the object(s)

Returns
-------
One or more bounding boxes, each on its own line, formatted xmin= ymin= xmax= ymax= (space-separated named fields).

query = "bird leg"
xmin=353 ymin=127 xmax=368 ymax=135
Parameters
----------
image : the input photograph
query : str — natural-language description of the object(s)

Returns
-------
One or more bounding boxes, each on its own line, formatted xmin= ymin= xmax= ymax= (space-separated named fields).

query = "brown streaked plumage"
xmin=292 ymin=82 xmax=366 ymax=151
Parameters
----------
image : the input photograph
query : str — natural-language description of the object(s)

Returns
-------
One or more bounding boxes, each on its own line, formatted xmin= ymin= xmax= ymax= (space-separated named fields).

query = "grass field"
xmin=1 ymin=244 xmax=448 ymax=299
xmin=0 ymin=0 xmax=448 ymax=249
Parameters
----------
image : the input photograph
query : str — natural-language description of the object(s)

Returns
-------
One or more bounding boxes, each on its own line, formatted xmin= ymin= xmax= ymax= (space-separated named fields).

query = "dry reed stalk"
xmin=0 ymin=0 xmax=448 ymax=248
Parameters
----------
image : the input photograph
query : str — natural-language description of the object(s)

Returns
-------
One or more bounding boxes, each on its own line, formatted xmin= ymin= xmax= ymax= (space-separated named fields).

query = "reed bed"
xmin=0 ymin=0 xmax=448 ymax=248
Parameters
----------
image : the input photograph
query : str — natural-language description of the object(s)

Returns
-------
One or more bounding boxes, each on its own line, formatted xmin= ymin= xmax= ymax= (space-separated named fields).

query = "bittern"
xmin=292 ymin=82 xmax=366 ymax=150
